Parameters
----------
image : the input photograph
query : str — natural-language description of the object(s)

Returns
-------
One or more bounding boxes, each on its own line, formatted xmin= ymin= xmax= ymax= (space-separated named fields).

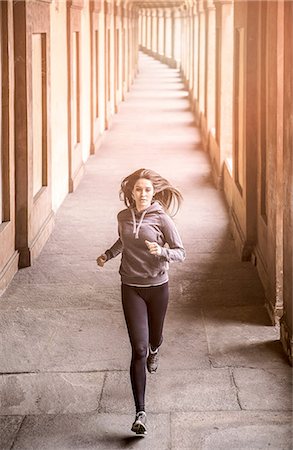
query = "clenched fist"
xmin=96 ymin=253 xmax=107 ymax=267
xmin=145 ymin=240 xmax=162 ymax=256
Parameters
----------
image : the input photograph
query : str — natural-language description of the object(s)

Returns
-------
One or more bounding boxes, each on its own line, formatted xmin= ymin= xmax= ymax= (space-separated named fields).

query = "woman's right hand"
xmin=96 ymin=253 xmax=107 ymax=267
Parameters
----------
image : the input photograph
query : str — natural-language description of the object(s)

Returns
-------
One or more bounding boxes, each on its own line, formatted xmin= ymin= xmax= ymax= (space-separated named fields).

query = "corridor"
xmin=1 ymin=54 xmax=291 ymax=449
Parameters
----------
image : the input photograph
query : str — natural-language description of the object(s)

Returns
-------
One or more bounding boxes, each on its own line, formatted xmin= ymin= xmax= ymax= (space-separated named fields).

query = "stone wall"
xmin=139 ymin=0 xmax=292 ymax=365
xmin=0 ymin=0 xmax=139 ymax=292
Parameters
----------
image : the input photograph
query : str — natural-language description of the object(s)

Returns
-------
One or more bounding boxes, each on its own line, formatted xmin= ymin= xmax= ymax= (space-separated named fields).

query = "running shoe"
xmin=147 ymin=347 xmax=159 ymax=373
xmin=131 ymin=411 xmax=147 ymax=435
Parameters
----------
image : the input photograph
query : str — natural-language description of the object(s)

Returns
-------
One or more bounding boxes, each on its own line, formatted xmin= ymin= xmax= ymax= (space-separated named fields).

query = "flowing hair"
xmin=119 ymin=168 xmax=183 ymax=216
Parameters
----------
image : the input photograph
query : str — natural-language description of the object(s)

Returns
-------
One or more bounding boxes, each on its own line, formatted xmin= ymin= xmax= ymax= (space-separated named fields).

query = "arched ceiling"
xmin=128 ymin=0 xmax=187 ymax=8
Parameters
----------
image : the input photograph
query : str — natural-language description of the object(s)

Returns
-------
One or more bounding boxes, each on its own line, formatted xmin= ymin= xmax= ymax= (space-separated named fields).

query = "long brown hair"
xmin=119 ymin=168 xmax=183 ymax=216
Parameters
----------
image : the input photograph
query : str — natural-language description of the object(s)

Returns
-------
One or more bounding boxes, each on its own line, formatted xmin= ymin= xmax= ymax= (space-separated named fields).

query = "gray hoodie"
xmin=105 ymin=201 xmax=185 ymax=286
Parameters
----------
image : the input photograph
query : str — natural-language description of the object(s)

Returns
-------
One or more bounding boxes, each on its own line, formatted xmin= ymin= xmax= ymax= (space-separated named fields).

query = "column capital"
xmin=127 ymin=5 xmax=132 ymax=19
xmin=179 ymin=4 xmax=188 ymax=18
xmin=172 ymin=7 xmax=181 ymax=18
xmin=164 ymin=8 xmax=172 ymax=18
xmin=68 ymin=0 xmax=84 ymax=9
xmin=104 ymin=1 xmax=113 ymax=15
xmin=122 ymin=6 xmax=128 ymax=18
xmin=196 ymin=1 xmax=205 ymax=13
xmin=206 ymin=0 xmax=216 ymax=10
xmin=114 ymin=3 xmax=122 ymax=16
xmin=90 ymin=0 xmax=102 ymax=13
xmin=157 ymin=8 xmax=164 ymax=17
xmin=213 ymin=0 xmax=233 ymax=5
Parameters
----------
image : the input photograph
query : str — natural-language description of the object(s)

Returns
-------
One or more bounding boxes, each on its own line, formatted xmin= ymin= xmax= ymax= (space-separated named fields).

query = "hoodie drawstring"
xmin=131 ymin=209 xmax=148 ymax=239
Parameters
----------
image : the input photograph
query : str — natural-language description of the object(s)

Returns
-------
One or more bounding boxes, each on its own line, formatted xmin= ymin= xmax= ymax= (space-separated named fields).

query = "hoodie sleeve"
xmin=104 ymin=215 xmax=123 ymax=261
xmin=159 ymin=213 xmax=185 ymax=262
xmin=105 ymin=238 xmax=122 ymax=261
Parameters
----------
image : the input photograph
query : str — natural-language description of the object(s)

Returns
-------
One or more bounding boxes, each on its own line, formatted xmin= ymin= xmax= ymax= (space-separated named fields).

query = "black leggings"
xmin=121 ymin=282 xmax=169 ymax=413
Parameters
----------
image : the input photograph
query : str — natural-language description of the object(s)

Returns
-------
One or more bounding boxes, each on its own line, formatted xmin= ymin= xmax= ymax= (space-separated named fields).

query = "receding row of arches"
xmin=139 ymin=0 xmax=292 ymax=364
xmin=0 ymin=0 xmax=292 ymax=364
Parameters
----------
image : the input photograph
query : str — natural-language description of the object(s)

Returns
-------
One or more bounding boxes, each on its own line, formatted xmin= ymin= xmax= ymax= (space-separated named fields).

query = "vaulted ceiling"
xmin=128 ymin=0 xmax=186 ymax=8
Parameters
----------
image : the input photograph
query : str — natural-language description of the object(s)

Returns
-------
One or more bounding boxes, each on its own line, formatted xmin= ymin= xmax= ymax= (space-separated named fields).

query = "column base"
xmin=0 ymin=251 xmax=19 ymax=296
xmin=90 ymin=134 xmax=103 ymax=155
xmin=140 ymin=48 xmax=179 ymax=70
xmin=208 ymin=133 xmax=223 ymax=190
xmin=69 ymin=162 xmax=84 ymax=193
xmin=18 ymin=210 xmax=55 ymax=269
xmin=265 ymin=299 xmax=284 ymax=326
xmin=280 ymin=315 xmax=293 ymax=366
xmin=230 ymin=207 xmax=253 ymax=261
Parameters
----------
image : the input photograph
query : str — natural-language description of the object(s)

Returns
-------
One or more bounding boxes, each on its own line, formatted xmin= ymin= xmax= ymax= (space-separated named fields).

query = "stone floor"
xmin=0 ymin=53 xmax=292 ymax=450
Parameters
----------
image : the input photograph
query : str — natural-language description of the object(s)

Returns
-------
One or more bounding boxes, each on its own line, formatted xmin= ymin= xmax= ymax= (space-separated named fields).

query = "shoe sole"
xmin=131 ymin=421 xmax=147 ymax=436
xmin=147 ymin=364 xmax=158 ymax=374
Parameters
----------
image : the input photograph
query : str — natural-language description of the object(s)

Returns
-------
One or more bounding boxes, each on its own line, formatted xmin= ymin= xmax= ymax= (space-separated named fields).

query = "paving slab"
xmin=100 ymin=369 xmax=240 ymax=413
xmin=1 ymin=309 xmax=129 ymax=372
xmin=233 ymin=368 xmax=293 ymax=410
xmin=11 ymin=261 xmax=120 ymax=286
xmin=171 ymin=411 xmax=292 ymax=450
xmin=0 ymin=416 xmax=23 ymax=450
xmin=0 ymin=372 xmax=105 ymax=415
xmin=202 ymin=306 xmax=288 ymax=368
xmin=37 ymin=309 xmax=129 ymax=372
xmin=0 ymin=284 xmax=122 ymax=311
xmin=168 ymin=277 xmax=265 ymax=309
xmin=10 ymin=413 xmax=170 ymax=450
xmin=175 ymin=238 xmax=236 ymax=254
xmin=162 ymin=309 xmax=210 ymax=369
xmin=0 ymin=309 xmax=63 ymax=372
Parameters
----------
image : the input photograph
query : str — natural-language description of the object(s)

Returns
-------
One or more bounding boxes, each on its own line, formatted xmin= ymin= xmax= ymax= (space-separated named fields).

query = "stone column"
xmin=173 ymin=8 xmax=182 ymax=66
xmin=214 ymin=0 xmax=233 ymax=163
xmin=164 ymin=9 xmax=172 ymax=58
xmin=90 ymin=0 xmax=103 ymax=154
xmin=114 ymin=2 xmax=122 ymax=113
xmin=141 ymin=9 xmax=147 ymax=48
xmin=128 ymin=7 xmax=134 ymax=82
xmin=229 ymin=0 xmax=259 ymax=260
xmin=193 ymin=3 xmax=199 ymax=106
xmin=281 ymin=0 xmax=293 ymax=364
xmin=138 ymin=10 xmax=142 ymax=47
xmin=180 ymin=7 xmax=187 ymax=76
xmin=133 ymin=8 xmax=139 ymax=74
xmin=188 ymin=5 xmax=194 ymax=91
xmin=184 ymin=6 xmax=191 ymax=83
xmin=104 ymin=1 xmax=114 ymax=129
xmin=156 ymin=8 xmax=160 ymax=55
xmin=198 ymin=0 xmax=206 ymax=115
xmin=158 ymin=9 xmax=164 ymax=56
xmin=0 ymin=1 xmax=19 ymax=292
xmin=151 ymin=9 xmax=157 ymax=53
xmin=14 ymin=0 xmax=54 ymax=267
xmin=122 ymin=5 xmax=129 ymax=100
xmin=146 ymin=9 xmax=151 ymax=50
xmin=205 ymin=0 xmax=216 ymax=133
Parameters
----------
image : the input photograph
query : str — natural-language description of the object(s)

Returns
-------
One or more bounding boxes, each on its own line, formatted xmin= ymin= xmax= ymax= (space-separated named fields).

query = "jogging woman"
xmin=96 ymin=168 xmax=185 ymax=436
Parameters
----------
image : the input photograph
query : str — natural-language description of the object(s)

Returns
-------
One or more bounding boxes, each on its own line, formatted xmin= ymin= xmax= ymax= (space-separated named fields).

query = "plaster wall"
xmin=0 ymin=2 xmax=18 ymax=294
xmin=50 ymin=1 xmax=69 ymax=212
xmin=80 ymin=3 xmax=92 ymax=162
xmin=98 ymin=5 xmax=106 ymax=133
xmin=281 ymin=0 xmax=293 ymax=363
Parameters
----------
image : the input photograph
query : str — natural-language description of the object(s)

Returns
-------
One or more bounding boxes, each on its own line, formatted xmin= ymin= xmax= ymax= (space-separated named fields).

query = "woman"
xmin=97 ymin=168 xmax=185 ymax=436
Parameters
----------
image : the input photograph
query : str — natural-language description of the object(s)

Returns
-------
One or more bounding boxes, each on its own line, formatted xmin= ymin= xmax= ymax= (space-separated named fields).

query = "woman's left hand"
xmin=145 ymin=240 xmax=162 ymax=256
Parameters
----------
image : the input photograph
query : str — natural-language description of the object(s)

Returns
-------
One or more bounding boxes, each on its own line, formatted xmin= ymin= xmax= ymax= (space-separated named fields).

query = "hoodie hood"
xmin=131 ymin=201 xmax=164 ymax=239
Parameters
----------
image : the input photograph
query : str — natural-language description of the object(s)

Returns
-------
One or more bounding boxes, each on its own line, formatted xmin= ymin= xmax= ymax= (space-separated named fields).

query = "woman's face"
xmin=132 ymin=178 xmax=154 ymax=211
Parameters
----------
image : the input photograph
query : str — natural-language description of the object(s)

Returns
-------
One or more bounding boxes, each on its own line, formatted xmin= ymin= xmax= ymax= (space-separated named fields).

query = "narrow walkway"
xmin=1 ymin=54 xmax=291 ymax=450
